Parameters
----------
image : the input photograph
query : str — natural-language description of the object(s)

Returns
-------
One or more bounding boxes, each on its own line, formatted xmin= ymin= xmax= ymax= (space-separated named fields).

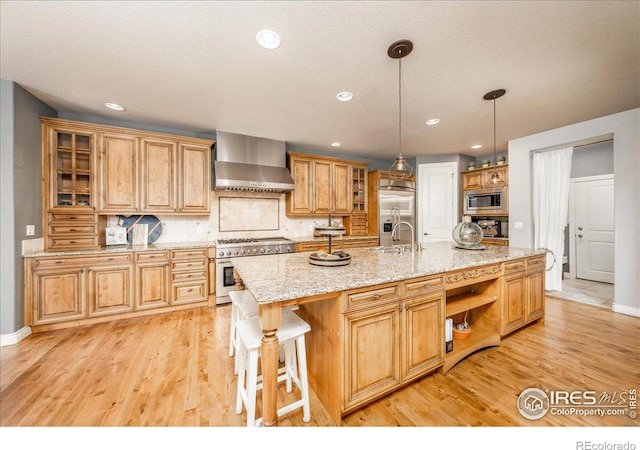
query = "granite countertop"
xmin=23 ymin=241 xmax=215 ymax=258
xmin=231 ymin=241 xmax=547 ymax=304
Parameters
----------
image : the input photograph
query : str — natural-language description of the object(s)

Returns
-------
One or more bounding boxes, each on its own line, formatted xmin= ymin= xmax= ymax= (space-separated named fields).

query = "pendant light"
xmin=483 ymin=88 xmax=506 ymax=186
xmin=388 ymin=39 xmax=414 ymax=180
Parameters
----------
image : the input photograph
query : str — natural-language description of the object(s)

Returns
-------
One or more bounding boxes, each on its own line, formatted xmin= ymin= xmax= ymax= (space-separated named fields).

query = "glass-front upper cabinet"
xmin=51 ymin=129 xmax=95 ymax=209
xmin=352 ymin=165 xmax=367 ymax=212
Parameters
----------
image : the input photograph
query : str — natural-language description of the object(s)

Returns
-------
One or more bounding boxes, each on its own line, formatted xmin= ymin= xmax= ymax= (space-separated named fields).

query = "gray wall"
xmin=570 ymin=140 xmax=614 ymax=178
xmin=1 ymin=81 xmax=56 ymax=335
xmin=508 ymin=108 xmax=639 ymax=316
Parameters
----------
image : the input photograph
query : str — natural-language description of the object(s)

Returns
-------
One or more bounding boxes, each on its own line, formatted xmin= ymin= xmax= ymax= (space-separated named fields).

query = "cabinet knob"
xmin=373 ymin=294 xmax=380 ymax=300
xmin=404 ymin=304 xmax=409 ymax=310
xmin=398 ymin=305 xmax=402 ymax=312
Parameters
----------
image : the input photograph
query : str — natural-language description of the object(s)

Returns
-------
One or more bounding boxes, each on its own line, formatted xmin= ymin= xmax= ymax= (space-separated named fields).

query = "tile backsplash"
xmin=105 ymin=191 xmax=335 ymax=243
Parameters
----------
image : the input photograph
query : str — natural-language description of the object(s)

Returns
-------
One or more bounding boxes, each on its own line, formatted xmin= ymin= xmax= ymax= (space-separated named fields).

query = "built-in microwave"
xmin=463 ymin=187 xmax=508 ymax=216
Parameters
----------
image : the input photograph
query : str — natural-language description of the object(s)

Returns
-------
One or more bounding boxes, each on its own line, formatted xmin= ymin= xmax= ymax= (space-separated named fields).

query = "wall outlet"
xmin=26 ymin=225 xmax=35 ymax=236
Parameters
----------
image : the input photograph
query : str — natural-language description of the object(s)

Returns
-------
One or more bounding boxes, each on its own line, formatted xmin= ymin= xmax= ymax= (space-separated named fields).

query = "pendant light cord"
xmin=398 ymin=50 xmax=403 ymax=158
xmin=493 ymin=97 xmax=497 ymax=164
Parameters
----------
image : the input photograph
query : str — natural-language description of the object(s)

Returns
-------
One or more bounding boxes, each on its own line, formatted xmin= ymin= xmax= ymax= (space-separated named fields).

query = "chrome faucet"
xmin=391 ymin=221 xmax=419 ymax=253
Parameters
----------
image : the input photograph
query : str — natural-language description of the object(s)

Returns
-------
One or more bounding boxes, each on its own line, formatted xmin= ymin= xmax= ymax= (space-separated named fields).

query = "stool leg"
xmin=229 ymin=303 xmax=237 ymax=357
xmin=296 ymin=335 xmax=311 ymax=422
xmin=245 ymin=348 xmax=259 ymax=427
xmin=235 ymin=339 xmax=246 ymax=415
xmin=283 ymin=340 xmax=293 ymax=393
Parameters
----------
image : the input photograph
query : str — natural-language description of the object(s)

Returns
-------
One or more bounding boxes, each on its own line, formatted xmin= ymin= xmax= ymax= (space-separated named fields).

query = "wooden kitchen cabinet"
xmin=462 ymin=165 xmax=508 ymax=190
xmin=25 ymin=246 xmax=215 ymax=332
xmin=178 ymin=143 xmax=211 ymax=213
xmin=295 ymin=237 xmax=378 ymax=253
xmin=42 ymin=118 xmax=106 ymax=252
xmin=25 ymin=253 xmax=133 ymax=326
xmin=86 ymin=263 xmax=134 ymax=317
xmin=170 ymin=249 xmax=208 ymax=305
xmin=29 ymin=265 xmax=86 ymax=325
xmin=500 ymin=255 xmax=545 ymax=336
xmin=135 ymin=251 xmax=171 ymax=311
xmin=99 ymin=133 xmax=139 ymax=213
xmin=343 ymin=300 xmax=402 ymax=410
xmin=342 ymin=278 xmax=444 ymax=412
xmin=286 ymin=152 xmax=368 ymax=216
xmin=43 ymin=118 xmax=212 ymax=235
xmin=139 ymin=138 xmax=177 ymax=213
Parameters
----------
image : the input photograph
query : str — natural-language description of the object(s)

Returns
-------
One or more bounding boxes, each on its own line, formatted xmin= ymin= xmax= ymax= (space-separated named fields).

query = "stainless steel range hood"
xmin=212 ymin=131 xmax=295 ymax=193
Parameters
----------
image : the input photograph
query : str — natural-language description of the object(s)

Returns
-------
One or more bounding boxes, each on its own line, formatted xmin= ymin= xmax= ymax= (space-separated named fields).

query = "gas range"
xmin=215 ymin=237 xmax=296 ymax=259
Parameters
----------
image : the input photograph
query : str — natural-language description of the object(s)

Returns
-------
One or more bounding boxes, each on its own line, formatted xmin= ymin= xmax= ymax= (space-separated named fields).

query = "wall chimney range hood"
xmin=212 ymin=131 xmax=295 ymax=193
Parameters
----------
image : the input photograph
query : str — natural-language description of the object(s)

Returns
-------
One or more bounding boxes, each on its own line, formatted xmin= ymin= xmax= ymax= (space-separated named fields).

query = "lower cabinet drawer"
xmin=171 ymin=260 xmax=207 ymax=272
xmin=49 ymin=224 xmax=96 ymax=234
xmin=172 ymin=280 xmax=208 ymax=304
xmin=503 ymin=259 xmax=526 ymax=275
xmin=48 ymin=237 xmax=98 ymax=249
xmin=172 ymin=270 xmax=207 ymax=282
xmin=344 ymin=282 xmax=401 ymax=312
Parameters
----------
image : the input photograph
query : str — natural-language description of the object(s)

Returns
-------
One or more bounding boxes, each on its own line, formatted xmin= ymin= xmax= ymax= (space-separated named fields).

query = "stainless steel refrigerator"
xmin=378 ymin=179 xmax=416 ymax=247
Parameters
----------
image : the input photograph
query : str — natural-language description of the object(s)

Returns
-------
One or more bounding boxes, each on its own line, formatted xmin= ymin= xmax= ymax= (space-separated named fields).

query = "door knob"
xmin=577 ymin=234 xmax=584 ymax=238
xmin=423 ymin=232 xmax=430 ymax=235
xmin=578 ymin=226 xmax=583 ymax=231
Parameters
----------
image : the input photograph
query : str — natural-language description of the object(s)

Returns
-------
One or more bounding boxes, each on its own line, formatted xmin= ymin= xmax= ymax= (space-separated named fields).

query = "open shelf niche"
xmin=442 ymin=275 xmax=501 ymax=374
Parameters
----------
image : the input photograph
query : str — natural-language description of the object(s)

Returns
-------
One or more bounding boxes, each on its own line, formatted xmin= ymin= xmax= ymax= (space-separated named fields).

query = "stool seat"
xmin=235 ymin=309 xmax=311 ymax=426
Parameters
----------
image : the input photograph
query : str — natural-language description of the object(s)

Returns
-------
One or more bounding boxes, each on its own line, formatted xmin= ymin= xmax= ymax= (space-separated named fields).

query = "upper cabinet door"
xmin=178 ymin=143 xmax=210 ymax=213
xmin=139 ymin=138 xmax=177 ymax=213
xmin=333 ymin=162 xmax=352 ymax=215
xmin=313 ymin=160 xmax=333 ymax=214
xmin=287 ymin=156 xmax=314 ymax=214
xmin=99 ymin=133 xmax=138 ymax=213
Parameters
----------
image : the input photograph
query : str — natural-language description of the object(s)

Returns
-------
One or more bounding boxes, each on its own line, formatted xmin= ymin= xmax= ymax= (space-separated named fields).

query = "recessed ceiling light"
xmin=331 ymin=142 xmax=341 ymax=147
xmin=256 ymin=29 xmax=281 ymax=49
xmin=336 ymin=92 xmax=353 ymax=102
xmin=104 ymin=102 xmax=126 ymax=111
xmin=425 ymin=118 xmax=440 ymax=126
xmin=471 ymin=144 xmax=483 ymax=149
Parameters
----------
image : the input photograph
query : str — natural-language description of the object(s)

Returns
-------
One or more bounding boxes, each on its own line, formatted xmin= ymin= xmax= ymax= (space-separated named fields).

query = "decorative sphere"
xmin=452 ymin=221 xmax=483 ymax=247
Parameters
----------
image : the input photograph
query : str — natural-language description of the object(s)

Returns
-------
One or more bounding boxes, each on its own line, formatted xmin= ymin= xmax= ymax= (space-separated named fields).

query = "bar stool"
xmin=228 ymin=290 xmax=297 ymax=374
xmin=235 ymin=309 xmax=311 ymax=427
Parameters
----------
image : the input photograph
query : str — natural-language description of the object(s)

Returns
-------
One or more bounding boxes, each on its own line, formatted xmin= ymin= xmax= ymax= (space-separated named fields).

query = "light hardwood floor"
xmin=1 ymin=296 xmax=638 ymax=427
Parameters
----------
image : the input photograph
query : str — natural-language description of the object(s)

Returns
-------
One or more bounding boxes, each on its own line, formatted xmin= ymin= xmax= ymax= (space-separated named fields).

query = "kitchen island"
xmin=231 ymin=241 xmax=547 ymax=426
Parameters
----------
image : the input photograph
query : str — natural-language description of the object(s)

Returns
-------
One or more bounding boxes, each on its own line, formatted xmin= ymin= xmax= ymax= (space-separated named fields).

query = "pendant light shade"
xmin=388 ymin=40 xmax=414 ymax=180
xmin=483 ymin=88 xmax=506 ymax=186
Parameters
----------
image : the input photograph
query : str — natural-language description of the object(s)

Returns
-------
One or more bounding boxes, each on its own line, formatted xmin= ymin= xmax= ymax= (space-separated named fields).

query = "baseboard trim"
xmin=612 ymin=303 xmax=640 ymax=317
xmin=0 ymin=326 xmax=32 ymax=347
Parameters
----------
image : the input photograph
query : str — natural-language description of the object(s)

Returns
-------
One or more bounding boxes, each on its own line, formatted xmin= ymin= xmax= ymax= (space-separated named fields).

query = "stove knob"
xmin=252 ymin=248 xmax=258 ymax=254
xmin=266 ymin=248 xmax=272 ymax=253
xmin=275 ymin=247 xmax=281 ymax=253
xmin=260 ymin=248 xmax=265 ymax=254
xmin=225 ymin=251 xmax=231 ymax=257
xmin=240 ymin=249 xmax=245 ymax=255
xmin=219 ymin=251 xmax=224 ymax=257
xmin=286 ymin=246 xmax=292 ymax=253
xmin=233 ymin=250 xmax=239 ymax=256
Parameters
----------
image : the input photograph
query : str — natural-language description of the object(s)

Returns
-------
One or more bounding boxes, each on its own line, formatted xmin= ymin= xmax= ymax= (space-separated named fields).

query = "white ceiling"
xmin=1 ymin=1 xmax=638 ymax=161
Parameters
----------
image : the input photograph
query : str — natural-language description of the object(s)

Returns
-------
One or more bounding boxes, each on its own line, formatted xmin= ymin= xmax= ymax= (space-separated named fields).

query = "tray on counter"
xmin=308 ymin=251 xmax=351 ymax=266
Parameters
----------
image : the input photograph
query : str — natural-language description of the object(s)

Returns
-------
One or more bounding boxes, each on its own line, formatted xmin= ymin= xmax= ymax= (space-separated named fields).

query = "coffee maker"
xmin=473 ymin=217 xmax=506 ymax=238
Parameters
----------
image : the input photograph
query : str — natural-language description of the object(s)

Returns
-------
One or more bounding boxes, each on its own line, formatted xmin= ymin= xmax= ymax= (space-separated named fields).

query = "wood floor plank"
xmin=1 ymin=297 xmax=638 ymax=427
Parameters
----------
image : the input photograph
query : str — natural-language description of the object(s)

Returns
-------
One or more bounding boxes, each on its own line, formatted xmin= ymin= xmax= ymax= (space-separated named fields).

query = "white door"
xmin=418 ymin=162 xmax=457 ymax=242
xmin=573 ymin=175 xmax=614 ymax=283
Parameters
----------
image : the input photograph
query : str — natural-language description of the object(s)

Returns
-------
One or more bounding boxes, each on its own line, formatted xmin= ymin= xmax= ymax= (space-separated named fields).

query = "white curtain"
xmin=532 ymin=147 xmax=573 ymax=291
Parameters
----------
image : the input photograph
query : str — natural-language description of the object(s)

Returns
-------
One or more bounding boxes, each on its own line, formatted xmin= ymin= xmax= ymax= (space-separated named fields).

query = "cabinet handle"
xmin=373 ymin=293 xmax=380 ymax=299
xmin=398 ymin=305 xmax=402 ymax=312
xmin=55 ymin=260 xmax=63 ymax=264
xmin=69 ymin=228 xmax=77 ymax=232
xmin=69 ymin=240 xmax=76 ymax=244
xmin=108 ymin=257 xmax=114 ymax=261
xmin=69 ymin=217 xmax=77 ymax=220
xmin=404 ymin=304 xmax=409 ymax=310
xmin=79 ymin=268 xmax=84 ymax=273
xmin=187 ymin=274 xmax=192 ymax=278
